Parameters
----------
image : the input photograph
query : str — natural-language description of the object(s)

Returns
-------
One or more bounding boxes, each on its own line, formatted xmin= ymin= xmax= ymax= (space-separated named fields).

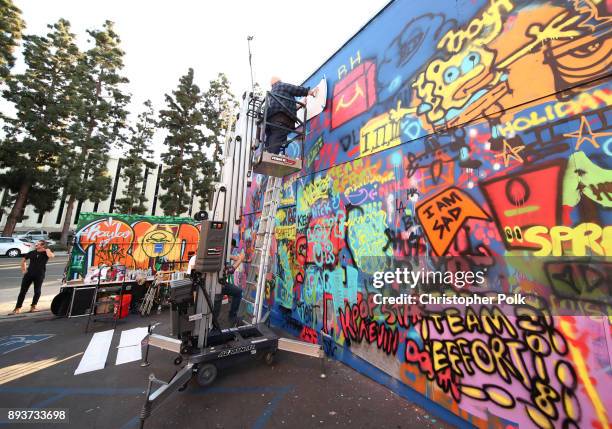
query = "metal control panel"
xmin=194 ymin=220 xmax=228 ymax=273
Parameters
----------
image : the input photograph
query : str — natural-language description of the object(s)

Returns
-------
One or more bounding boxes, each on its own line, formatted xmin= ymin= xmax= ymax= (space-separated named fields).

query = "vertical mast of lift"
xmin=224 ymin=89 xmax=326 ymax=365
xmin=213 ymin=97 xmax=251 ymax=261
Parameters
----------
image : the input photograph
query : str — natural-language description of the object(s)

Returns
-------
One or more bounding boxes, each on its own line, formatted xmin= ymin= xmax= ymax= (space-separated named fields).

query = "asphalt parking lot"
xmin=0 ymin=309 xmax=453 ymax=429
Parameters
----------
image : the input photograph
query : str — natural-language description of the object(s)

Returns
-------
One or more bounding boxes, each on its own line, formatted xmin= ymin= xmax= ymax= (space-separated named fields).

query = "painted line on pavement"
xmin=115 ymin=327 xmax=149 ymax=365
xmin=0 ymin=334 xmax=55 ymax=355
xmin=0 ymin=261 xmax=67 ymax=271
xmin=74 ymin=330 xmax=114 ymax=375
xmin=3 ymin=276 xmax=63 ymax=280
xmin=0 ymin=280 xmax=63 ymax=291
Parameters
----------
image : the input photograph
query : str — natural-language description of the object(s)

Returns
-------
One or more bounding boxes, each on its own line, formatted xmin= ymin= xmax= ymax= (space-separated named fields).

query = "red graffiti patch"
xmin=299 ymin=326 xmax=319 ymax=344
xmin=331 ymin=61 xmax=377 ymax=129
xmin=480 ymin=160 xmax=565 ymax=250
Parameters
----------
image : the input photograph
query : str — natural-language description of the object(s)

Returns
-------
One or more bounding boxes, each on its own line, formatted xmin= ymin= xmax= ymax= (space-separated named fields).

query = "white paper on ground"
xmin=115 ymin=327 xmax=149 ymax=365
xmin=74 ymin=329 xmax=114 ymax=375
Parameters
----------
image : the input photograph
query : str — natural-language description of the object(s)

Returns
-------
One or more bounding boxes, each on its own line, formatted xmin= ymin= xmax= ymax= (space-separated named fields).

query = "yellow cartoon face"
xmin=142 ymin=228 xmax=175 ymax=257
xmin=414 ymin=46 xmax=497 ymax=124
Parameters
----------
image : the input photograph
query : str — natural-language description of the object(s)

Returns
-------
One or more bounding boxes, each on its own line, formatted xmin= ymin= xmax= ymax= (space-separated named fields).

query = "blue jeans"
xmin=213 ymin=283 xmax=242 ymax=319
xmin=223 ymin=284 xmax=242 ymax=318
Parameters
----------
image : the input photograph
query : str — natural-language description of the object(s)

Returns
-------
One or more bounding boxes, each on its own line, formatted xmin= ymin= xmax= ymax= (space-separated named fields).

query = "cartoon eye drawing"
xmin=514 ymin=226 xmax=523 ymax=242
xmin=461 ymin=52 xmax=481 ymax=74
xmin=443 ymin=66 xmax=460 ymax=84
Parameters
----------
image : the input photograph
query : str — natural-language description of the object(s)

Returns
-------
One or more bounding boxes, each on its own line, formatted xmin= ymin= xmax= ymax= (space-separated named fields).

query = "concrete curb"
xmin=0 ymin=296 xmax=55 ymax=315
xmin=0 ymin=309 xmax=54 ymax=322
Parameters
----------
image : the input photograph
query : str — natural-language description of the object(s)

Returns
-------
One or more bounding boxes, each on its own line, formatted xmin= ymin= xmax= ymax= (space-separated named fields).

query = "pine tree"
xmin=114 ymin=100 xmax=156 ymax=215
xmin=193 ymin=73 xmax=237 ymax=210
xmin=158 ymin=68 xmax=206 ymax=216
xmin=192 ymin=152 xmax=217 ymax=212
xmin=59 ymin=21 xmax=130 ymax=244
xmin=203 ymin=73 xmax=237 ymax=165
xmin=0 ymin=0 xmax=25 ymax=78
xmin=0 ymin=19 xmax=79 ymax=235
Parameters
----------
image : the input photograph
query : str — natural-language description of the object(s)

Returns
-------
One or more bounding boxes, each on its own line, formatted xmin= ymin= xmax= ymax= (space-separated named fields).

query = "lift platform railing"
xmin=249 ymin=91 xmax=307 ymax=157
xmin=259 ymin=91 xmax=307 ymax=158
xmin=246 ymin=93 xmax=263 ymax=120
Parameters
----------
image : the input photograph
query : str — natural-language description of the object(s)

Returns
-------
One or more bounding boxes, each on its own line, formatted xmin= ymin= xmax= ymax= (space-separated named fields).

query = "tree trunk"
xmin=2 ymin=182 xmax=29 ymax=236
xmin=60 ymin=194 xmax=76 ymax=246
xmin=128 ymin=176 xmax=135 ymax=214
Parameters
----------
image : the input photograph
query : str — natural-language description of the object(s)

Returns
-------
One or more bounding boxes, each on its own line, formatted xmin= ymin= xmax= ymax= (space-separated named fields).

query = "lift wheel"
xmin=196 ymin=363 xmax=218 ymax=387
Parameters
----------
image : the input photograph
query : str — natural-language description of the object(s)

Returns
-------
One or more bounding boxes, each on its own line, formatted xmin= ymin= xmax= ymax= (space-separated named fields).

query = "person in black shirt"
xmin=12 ymin=240 xmax=55 ymax=314
xmin=265 ymin=77 xmax=317 ymax=154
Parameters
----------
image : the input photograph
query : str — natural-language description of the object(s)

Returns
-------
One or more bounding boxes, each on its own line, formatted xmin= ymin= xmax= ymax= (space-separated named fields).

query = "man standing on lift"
xmin=264 ymin=77 xmax=317 ymax=154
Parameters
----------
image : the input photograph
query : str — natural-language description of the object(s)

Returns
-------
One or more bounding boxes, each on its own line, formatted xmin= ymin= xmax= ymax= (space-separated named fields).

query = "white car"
xmin=15 ymin=230 xmax=56 ymax=246
xmin=16 ymin=229 xmax=49 ymax=241
xmin=0 ymin=237 xmax=34 ymax=257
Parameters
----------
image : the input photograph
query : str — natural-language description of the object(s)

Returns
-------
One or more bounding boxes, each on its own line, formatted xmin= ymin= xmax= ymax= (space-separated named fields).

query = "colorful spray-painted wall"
xmin=238 ymin=0 xmax=611 ymax=427
xmin=67 ymin=213 xmax=200 ymax=279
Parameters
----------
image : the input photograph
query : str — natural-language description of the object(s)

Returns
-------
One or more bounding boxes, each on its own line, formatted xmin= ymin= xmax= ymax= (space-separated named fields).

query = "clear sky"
xmin=9 ymin=0 xmax=390 ymax=158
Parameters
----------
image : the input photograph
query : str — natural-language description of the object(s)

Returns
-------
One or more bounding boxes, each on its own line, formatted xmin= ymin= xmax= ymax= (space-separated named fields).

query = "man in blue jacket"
xmin=265 ymin=77 xmax=317 ymax=154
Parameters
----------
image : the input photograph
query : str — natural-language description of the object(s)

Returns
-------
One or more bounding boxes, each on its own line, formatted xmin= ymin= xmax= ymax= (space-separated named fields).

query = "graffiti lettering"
xmin=497 ymin=89 xmax=611 ymax=137
xmin=416 ymin=187 xmax=490 ymax=256
xmin=438 ymin=0 xmax=513 ymax=54
xmin=301 ymin=176 xmax=330 ymax=207
xmin=275 ymin=225 xmax=297 ymax=241
xmin=305 ymin=135 xmax=325 ymax=169
xmin=299 ymin=326 xmax=319 ymax=344
xmin=524 ymin=223 xmax=611 ymax=257
xmin=359 ymin=101 xmax=417 ymax=157
xmin=337 ymin=50 xmax=362 ymax=80
xmin=338 ymin=301 xmax=399 ymax=356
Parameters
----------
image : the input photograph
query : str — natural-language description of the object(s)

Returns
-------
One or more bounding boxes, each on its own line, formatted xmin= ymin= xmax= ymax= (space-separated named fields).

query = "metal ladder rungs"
xmin=238 ymin=176 xmax=282 ymax=324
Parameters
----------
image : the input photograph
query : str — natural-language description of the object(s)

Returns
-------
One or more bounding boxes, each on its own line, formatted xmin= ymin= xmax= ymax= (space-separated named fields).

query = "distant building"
xmin=0 ymin=156 xmax=203 ymax=232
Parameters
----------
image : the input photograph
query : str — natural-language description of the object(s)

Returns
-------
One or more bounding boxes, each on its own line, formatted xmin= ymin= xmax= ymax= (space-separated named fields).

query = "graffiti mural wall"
xmin=239 ymin=0 xmax=611 ymax=427
xmin=67 ymin=213 xmax=200 ymax=279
